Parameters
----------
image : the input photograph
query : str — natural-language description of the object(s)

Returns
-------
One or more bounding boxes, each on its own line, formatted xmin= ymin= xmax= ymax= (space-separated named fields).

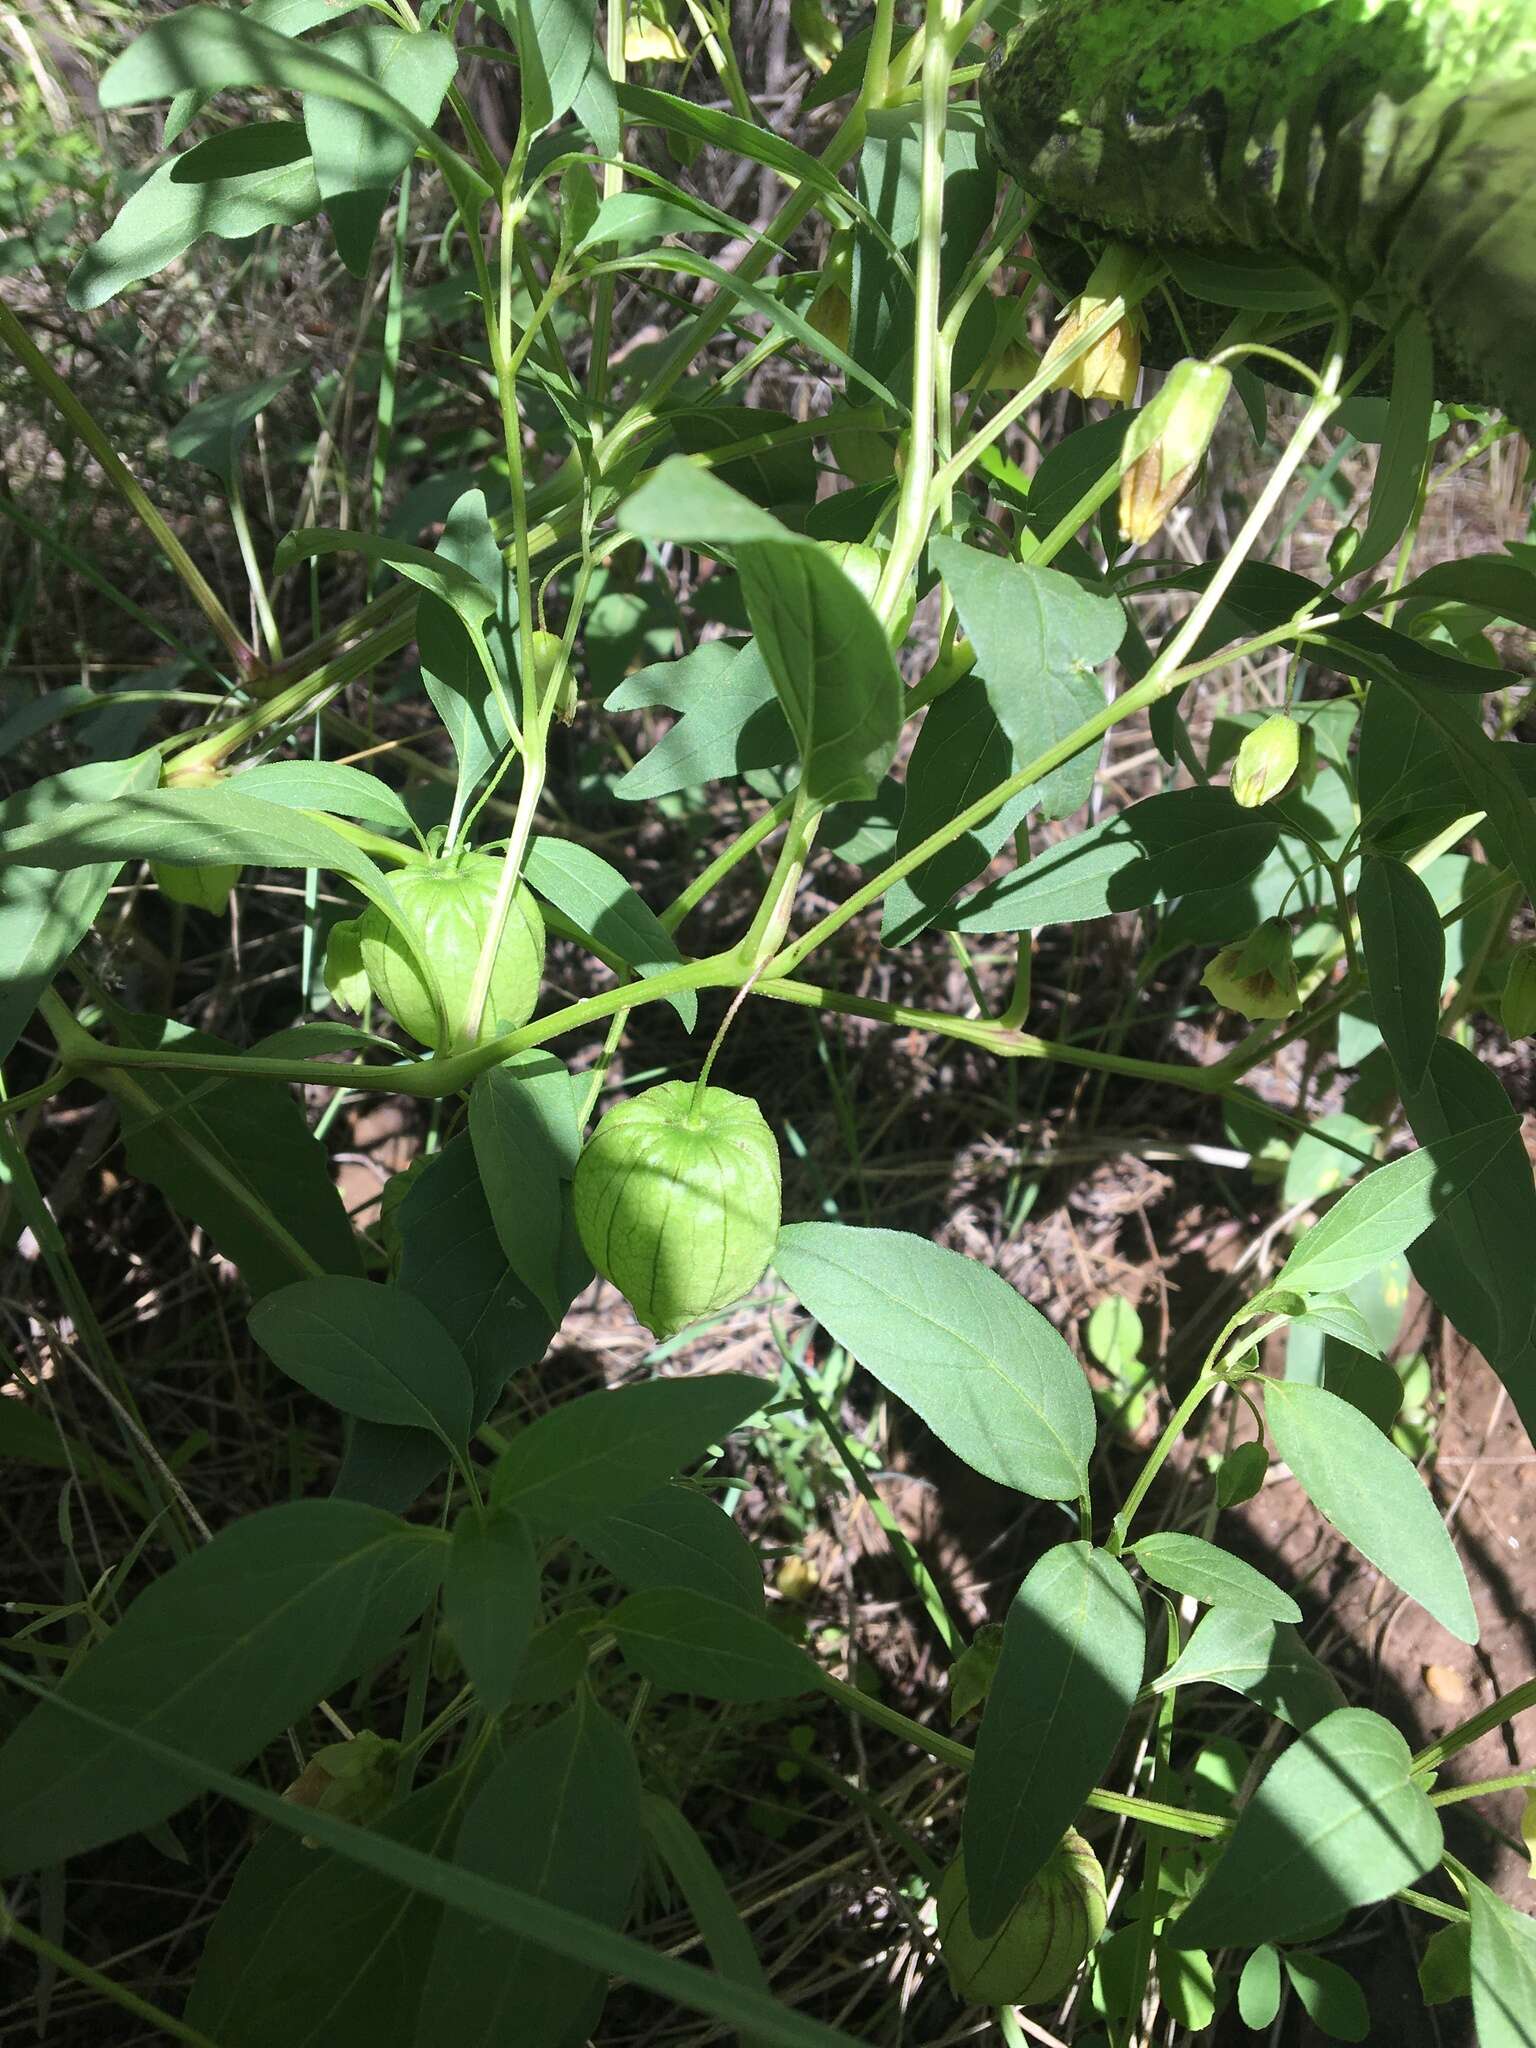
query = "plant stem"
xmin=1429 ymin=1769 xmax=1536 ymax=1808
xmin=1412 ymin=1676 xmax=1536 ymax=1776
xmin=813 ymin=1671 xmax=1226 ymax=1838
xmin=0 ymin=1907 xmax=219 ymax=2048
xmin=1106 ymin=1375 xmax=1221 ymax=1557
xmin=0 ymin=299 xmax=252 ymax=673
xmin=873 ymin=0 xmax=960 ymax=626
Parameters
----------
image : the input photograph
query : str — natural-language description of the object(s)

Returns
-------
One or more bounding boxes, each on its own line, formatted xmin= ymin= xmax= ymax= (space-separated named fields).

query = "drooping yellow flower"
xmin=1202 ymin=919 xmax=1301 ymax=1022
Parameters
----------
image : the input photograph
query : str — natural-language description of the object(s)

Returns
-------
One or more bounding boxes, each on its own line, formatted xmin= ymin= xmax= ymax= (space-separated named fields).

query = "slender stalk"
xmin=1106 ymin=1375 xmax=1221 ymax=1557
xmin=0 ymin=1908 xmax=219 ymax=2048
xmin=0 ymin=299 xmax=252 ymax=671
xmin=1412 ymin=1677 xmax=1536 ymax=1776
xmin=873 ymin=0 xmax=961 ymax=626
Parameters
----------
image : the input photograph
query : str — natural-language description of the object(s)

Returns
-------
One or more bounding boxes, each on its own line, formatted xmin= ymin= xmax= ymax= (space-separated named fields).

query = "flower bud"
xmin=353 ymin=851 xmax=545 ymax=1052
xmin=790 ymin=0 xmax=841 ymax=72
xmin=624 ymin=0 xmax=686 ymax=63
xmin=152 ymin=861 xmax=241 ymax=912
xmin=807 ymin=235 xmax=854 ymax=356
xmin=1328 ymin=525 xmax=1362 ymax=579
xmin=1117 ymin=359 xmax=1232 ymax=542
xmin=573 ymin=1081 xmax=781 ymax=1338
xmin=819 ymin=540 xmax=915 ymax=643
xmin=938 ymin=1832 xmax=1107 ymax=2007
xmin=528 ymin=627 xmax=574 ymax=723
xmin=1201 ymin=918 xmax=1300 ymax=1022
xmin=1231 ymin=713 xmax=1302 ymax=809
xmin=282 ymin=1730 xmax=398 ymax=1846
xmin=1041 ymin=243 xmax=1146 ymax=405
xmin=1502 ymin=944 xmax=1536 ymax=1041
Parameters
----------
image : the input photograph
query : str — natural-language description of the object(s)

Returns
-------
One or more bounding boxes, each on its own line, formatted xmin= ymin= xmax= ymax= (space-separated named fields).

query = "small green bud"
xmin=528 ymin=628 xmax=574 ymax=723
xmin=573 ymin=1081 xmax=781 ymax=1339
xmin=1201 ymin=918 xmax=1300 ymax=1022
xmin=790 ymin=0 xmax=841 ymax=72
xmin=355 ymin=851 xmax=545 ymax=1052
xmin=1231 ymin=713 xmax=1303 ymax=809
xmin=152 ymin=861 xmax=241 ymax=912
xmin=1117 ymin=359 xmax=1232 ymax=542
xmin=1328 ymin=525 xmax=1362 ymax=579
xmin=938 ymin=1832 xmax=1107 ymax=2007
xmin=1502 ymin=944 xmax=1536 ymax=1041
xmin=807 ymin=234 xmax=854 ymax=355
xmin=819 ymin=540 xmax=916 ymax=643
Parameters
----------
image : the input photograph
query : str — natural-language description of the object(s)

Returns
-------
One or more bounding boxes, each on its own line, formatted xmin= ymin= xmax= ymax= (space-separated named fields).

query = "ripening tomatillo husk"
xmin=938 ymin=1832 xmax=1107 ymax=2007
xmin=573 ymin=1081 xmax=781 ymax=1338
xmin=352 ymin=850 xmax=545 ymax=1052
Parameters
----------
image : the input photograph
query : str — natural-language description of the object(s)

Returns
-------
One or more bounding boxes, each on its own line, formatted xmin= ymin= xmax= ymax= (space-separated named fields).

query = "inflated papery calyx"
xmin=573 ymin=1081 xmax=781 ymax=1339
xmin=350 ymin=850 xmax=545 ymax=1052
xmin=938 ymin=1831 xmax=1108 ymax=2007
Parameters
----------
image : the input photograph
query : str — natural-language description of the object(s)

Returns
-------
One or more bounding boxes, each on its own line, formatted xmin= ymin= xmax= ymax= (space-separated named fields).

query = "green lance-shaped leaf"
xmin=0 ymin=783 xmax=395 ymax=905
xmin=302 ymin=22 xmax=458 ymax=274
xmin=572 ymin=1482 xmax=765 ymax=1613
xmin=469 ymin=1061 xmax=587 ymax=1325
xmin=1284 ymin=1952 xmax=1371 ymax=2043
xmin=948 ymin=786 xmax=1278 ymax=932
xmin=774 ymin=1223 xmax=1094 ymax=1500
xmin=1238 ymin=1945 xmax=1283 ymax=2029
xmin=417 ymin=1690 xmax=642 ymax=2047
xmin=929 ymin=537 xmax=1124 ymax=822
xmin=250 ymin=1275 xmax=473 ymax=1453
xmin=274 ymin=529 xmax=497 ymax=637
xmin=1131 ymin=1532 xmax=1300 ymax=1622
xmin=510 ymin=0 xmax=600 ymax=134
xmin=232 ymin=758 xmax=416 ymax=834
xmin=185 ymin=1773 xmax=465 ymax=2048
xmin=880 ymin=675 xmax=1036 ymax=945
xmin=489 ymin=1374 xmax=765 ymax=1525
xmin=641 ymin=1795 xmax=770 ymax=2002
xmin=339 ymin=1131 xmax=562 ymax=1513
xmin=1168 ymin=1707 xmax=1441 ymax=1951
xmin=1357 ymin=855 xmax=1444 ymax=1093
xmin=1265 ymin=1380 xmax=1476 ymax=1641
xmin=417 ymin=488 xmax=514 ymax=816
xmin=1468 ymin=1871 xmax=1536 ymax=2048
xmin=523 ymin=834 xmax=697 ymax=1030
xmin=94 ymin=5 xmax=487 ymax=219
xmin=1403 ymin=1040 xmax=1536 ymax=1445
xmin=618 ymin=461 xmax=902 ymax=808
xmin=1274 ymin=1119 xmax=1512 ymax=1298
xmin=0 ymin=751 xmax=160 ymax=1063
xmin=444 ymin=1506 xmax=539 ymax=1716
xmin=610 ymin=1589 xmax=816 ymax=1701
xmin=964 ymin=1542 xmax=1145 ymax=1938
xmin=0 ymin=1501 xmax=443 ymax=1877
xmin=167 ymin=369 xmax=300 ymax=484
xmin=67 ymin=123 xmax=323 ymax=310
xmin=1151 ymin=1609 xmax=1345 ymax=1731
xmin=111 ymin=1013 xmax=362 ymax=1300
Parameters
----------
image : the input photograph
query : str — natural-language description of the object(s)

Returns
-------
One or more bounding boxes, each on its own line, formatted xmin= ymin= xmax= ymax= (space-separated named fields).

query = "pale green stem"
xmin=227 ymin=471 xmax=283 ymax=663
xmin=0 ymin=299 xmax=252 ymax=672
xmin=1106 ymin=1375 xmax=1221 ymax=1557
xmin=873 ymin=0 xmax=961 ymax=627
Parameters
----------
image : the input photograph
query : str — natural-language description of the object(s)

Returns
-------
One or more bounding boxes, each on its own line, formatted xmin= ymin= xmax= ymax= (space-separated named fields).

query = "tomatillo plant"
xmin=1 ymin=2 xmax=1534 ymax=2044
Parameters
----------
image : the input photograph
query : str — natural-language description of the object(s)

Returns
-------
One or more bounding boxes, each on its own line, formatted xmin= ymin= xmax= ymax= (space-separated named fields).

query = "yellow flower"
xmin=1202 ymin=919 xmax=1301 ymax=1022
xmin=1041 ymin=243 xmax=1146 ymax=404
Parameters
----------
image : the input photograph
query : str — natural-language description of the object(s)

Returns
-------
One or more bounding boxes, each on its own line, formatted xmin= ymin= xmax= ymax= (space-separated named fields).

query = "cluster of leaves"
xmin=3 ymin=2 xmax=1536 ymax=2044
